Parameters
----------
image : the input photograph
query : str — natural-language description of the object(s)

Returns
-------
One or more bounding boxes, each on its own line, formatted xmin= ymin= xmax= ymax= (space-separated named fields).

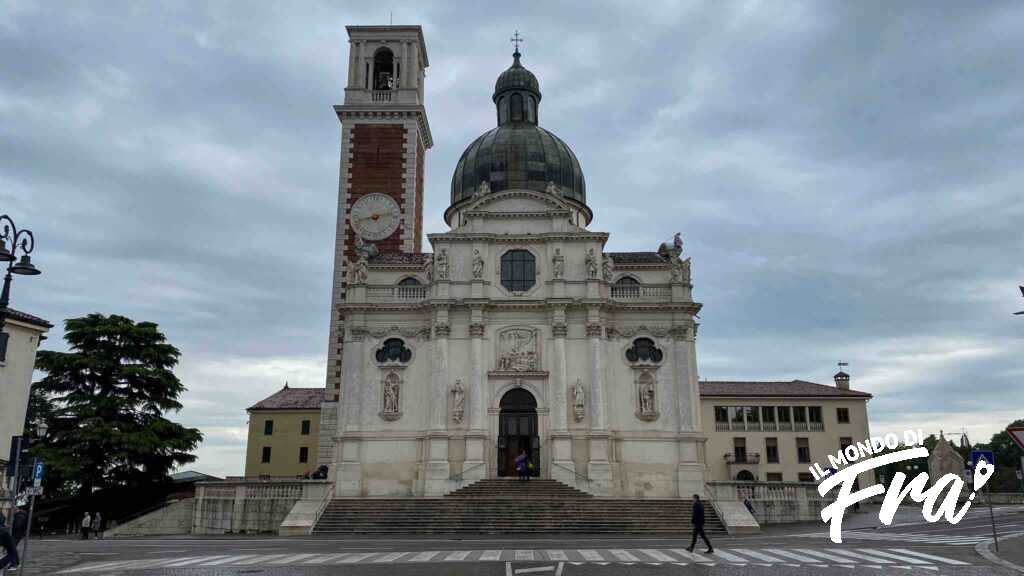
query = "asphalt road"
xmin=14 ymin=504 xmax=1024 ymax=576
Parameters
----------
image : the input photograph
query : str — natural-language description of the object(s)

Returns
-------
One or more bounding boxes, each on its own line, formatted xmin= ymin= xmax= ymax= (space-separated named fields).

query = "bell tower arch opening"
xmin=497 ymin=388 xmax=539 ymax=477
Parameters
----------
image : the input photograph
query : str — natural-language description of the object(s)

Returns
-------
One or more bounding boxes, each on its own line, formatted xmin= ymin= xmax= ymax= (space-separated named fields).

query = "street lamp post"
xmin=0 ymin=214 xmax=42 ymax=359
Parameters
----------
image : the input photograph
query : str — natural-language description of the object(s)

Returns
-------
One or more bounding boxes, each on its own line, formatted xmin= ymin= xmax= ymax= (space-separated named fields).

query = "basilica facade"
xmin=318 ymin=25 xmax=705 ymax=498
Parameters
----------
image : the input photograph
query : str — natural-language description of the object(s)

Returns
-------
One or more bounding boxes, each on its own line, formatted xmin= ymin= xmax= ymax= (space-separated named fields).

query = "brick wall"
xmin=345 ymin=124 xmax=408 ymax=258
xmin=414 ymin=138 xmax=425 ymax=251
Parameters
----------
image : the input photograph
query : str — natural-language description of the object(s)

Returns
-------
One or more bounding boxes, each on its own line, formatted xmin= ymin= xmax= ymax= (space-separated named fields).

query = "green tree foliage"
xmin=29 ymin=314 xmax=202 ymax=500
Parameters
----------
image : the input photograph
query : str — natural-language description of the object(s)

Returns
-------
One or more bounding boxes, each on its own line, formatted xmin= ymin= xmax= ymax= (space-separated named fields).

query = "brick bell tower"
xmin=319 ymin=26 xmax=431 ymax=464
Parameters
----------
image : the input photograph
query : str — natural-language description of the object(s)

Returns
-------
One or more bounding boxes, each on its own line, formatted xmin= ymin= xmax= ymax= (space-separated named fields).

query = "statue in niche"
xmin=638 ymin=373 xmax=656 ymax=417
xmin=451 ymin=379 xmax=465 ymax=423
xmin=552 ymin=248 xmax=565 ymax=279
xmin=585 ymin=248 xmax=598 ymax=279
xmin=497 ymin=328 xmax=539 ymax=372
xmin=424 ymin=255 xmax=434 ymax=283
xmin=435 ymin=248 xmax=449 ymax=280
xmin=472 ymin=249 xmax=484 ymax=279
xmin=382 ymin=373 xmax=401 ymax=417
xmin=572 ymin=379 xmax=586 ymax=422
xmin=602 ymin=254 xmax=614 ymax=282
xmin=351 ymin=254 xmax=369 ymax=285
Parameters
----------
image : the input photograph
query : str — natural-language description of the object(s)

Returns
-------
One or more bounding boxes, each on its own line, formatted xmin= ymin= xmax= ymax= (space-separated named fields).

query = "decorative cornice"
xmin=434 ymin=323 xmax=451 ymax=338
xmin=585 ymin=324 xmax=603 ymax=338
xmin=552 ymin=324 xmax=568 ymax=338
xmin=468 ymin=323 xmax=486 ymax=338
xmin=333 ymin=105 xmax=432 ymax=149
xmin=366 ymin=325 xmax=432 ymax=340
xmin=607 ymin=325 xmax=672 ymax=339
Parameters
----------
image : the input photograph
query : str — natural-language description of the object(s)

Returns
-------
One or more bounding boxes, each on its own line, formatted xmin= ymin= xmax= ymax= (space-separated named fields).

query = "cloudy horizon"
xmin=3 ymin=1 xmax=1021 ymax=478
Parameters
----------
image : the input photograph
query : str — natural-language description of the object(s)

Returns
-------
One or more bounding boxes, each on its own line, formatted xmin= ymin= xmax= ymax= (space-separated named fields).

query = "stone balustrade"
xmin=707 ymin=480 xmax=832 ymax=525
xmin=610 ymin=284 xmax=672 ymax=300
xmin=192 ymin=479 xmax=331 ymax=535
xmin=366 ymin=285 xmax=428 ymax=301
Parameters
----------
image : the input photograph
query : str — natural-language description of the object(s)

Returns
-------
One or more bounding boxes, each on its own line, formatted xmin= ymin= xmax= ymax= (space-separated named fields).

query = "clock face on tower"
xmin=350 ymin=193 xmax=401 ymax=241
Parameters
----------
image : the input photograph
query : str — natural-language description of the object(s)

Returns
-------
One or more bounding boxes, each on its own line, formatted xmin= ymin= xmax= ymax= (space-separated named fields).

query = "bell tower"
xmin=323 ymin=26 xmax=431 ymax=409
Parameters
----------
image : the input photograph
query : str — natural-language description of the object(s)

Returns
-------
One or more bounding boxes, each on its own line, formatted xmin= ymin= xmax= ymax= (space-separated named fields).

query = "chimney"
xmin=833 ymin=369 xmax=850 ymax=390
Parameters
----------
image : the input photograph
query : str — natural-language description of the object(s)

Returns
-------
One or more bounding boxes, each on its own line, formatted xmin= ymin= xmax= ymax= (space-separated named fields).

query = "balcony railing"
xmin=371 ymin=90 xmax=392 ymax=103
xmin=610 ymin=284 xmax=672 ymax=300
xmin=366 ymin=285 xmax=428 ymax=302
xmin=724 ymin=453 xmax=762 ymax=465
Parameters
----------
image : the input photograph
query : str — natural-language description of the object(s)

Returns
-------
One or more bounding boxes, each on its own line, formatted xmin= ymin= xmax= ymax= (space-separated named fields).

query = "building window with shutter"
xmin=765 ymin=438 xmax=779 ymax=463
xmin=796 ymin=437 xmax=811 ymax=463
xmin=837 ymin=407 xmax=850 ymax=423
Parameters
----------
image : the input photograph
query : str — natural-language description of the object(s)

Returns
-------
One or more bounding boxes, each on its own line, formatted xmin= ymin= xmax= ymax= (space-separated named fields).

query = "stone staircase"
xmin=313 ymin=478 xmax=725 ymax=535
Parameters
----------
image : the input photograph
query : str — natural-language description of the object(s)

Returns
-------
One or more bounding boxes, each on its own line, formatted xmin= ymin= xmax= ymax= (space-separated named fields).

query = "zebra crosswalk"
xmin=59 ymin=546 xmax=972 ymax=572
xmin=794 ymin=529 xmax=1015 ymax=546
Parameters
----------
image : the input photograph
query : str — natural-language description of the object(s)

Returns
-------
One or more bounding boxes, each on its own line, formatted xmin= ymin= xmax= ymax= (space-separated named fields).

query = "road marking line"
xmin=706 ymin=549 xmax=748 ymax=563
xmin=235 ymin=554 xmax=286 ymax=565
xmin=200 ymin=555 xmax=258 ymax=566
xmin=409 ymin=551 xmax=441 ymax=562
xmin=373 ymin=551 xmax=410 ymax=562
xmin=516 ymin=549 xmax=535 ymax=561
xmin=826 ymin=549 xmax=894 ymax=563
xmin=638 ymin=549 xmax=676 ymax=562
xmin=732 ymin=549 xmax=783 ymax=562
xmin=480 ymin=550 xmax=503 ymax=561
xmin=445 ymin=550 xmax=471 ymax=561
xmin=338 ymin=552 xmax=378 ymax=563
xmin=669 ymin=548 xmax=713 ymax=563
xmin=269 ymin=553 xmax=319 ymax=564
xmin=578 ymin=549 xmax=604 ymax=561
xmin=858 ymin=549 xmax=931 ymax=565
xmin=609 ymin=549 xmax=640 ymax=561
xmin=888 ymin=548 xmax=969 ymax=565
xmin=546 ymin=550 xmax=568 ymax=561
xmin=793 ymin=548 xmax=856 ymax=563
xmin=303 ymin=553 xmax=351 ymax=564
xmin=768 ymin=549 xmax=826 ymax=563
xmin=514 ymin=566 xmax=555 ymax=574
xmin=164 ymin=555 xmax=229 ymax=567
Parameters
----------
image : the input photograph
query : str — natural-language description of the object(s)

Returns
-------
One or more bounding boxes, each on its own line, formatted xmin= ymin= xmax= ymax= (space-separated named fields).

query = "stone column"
xmin=550 ymin=320 xmax=576 ymax=485
xmin=337 ymin=326 xmax=366 ymax=496
xmin=586 ymin=321 xmax=612 ymax=495
xmin=462 ymin=317 xmax=487 ymax=482
xmin=424 ymin=321 xmax=451 ymax=495
xmin=673 ymin=323 xmax=705 ymax=497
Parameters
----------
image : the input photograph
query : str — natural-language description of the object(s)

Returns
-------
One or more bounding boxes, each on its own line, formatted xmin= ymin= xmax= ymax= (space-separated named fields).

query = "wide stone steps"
xmin=314 ymin=478 xmax=724 ymax=535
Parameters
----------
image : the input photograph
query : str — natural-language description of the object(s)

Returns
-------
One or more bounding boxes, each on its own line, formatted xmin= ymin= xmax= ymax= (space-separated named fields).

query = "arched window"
xmin=526 ymin=96 xmax=536 ymax=123
xmin=626 ymin=338 xmax=663 ymax=363
xmin=375 ymin=338 xmax=412 ymax=363
xmin=373 ymin=48 xmax=395 ymax=90
xmin=510 ymin=93 xmax=523 ymax=122
xmin=500 ymin=250 xmax=536 ymax=292
xmin=498 ymin=96 xmax=509 ymax=124
xmin=398 ymin=277 xmax=421 ymax=286
xmin=736 ymin=470 xmax=755 ymax=482
xmin=615 ymin=276 xmax=640 ymax=285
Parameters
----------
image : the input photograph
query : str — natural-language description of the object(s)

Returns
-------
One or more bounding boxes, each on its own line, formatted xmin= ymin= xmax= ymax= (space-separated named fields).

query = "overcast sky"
xmin=3 ymin=1 xmax=1022 ymax=478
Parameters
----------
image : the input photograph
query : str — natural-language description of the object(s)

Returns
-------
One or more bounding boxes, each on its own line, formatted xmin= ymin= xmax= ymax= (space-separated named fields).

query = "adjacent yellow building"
xmin=244 ymin=385 xmax=323 ymax=478
xmin=700 ymin=370 xmax=873 ymax=487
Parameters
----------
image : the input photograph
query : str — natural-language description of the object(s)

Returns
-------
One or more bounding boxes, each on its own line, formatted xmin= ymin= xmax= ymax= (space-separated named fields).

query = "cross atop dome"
xmin=510 ymin=30 xmax=523 ymax=56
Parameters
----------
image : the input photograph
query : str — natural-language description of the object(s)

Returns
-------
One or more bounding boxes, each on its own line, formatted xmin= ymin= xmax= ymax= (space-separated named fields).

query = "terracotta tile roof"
xmin=248 ymin=386 xmax=325 ymax=411
xmin=607 ymin=252 xmax=668 ymax=265
xmin=1 ymin=307 xmax=51 ymax=329
xmin=699 ymin=380 xmax=872 ymax=399
xmin=369 ymin=253 xmax=431 ymax=266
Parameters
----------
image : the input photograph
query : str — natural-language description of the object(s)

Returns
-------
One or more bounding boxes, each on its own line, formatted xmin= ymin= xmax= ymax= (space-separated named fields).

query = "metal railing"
xmin=551 ymin=462 xmax=591 ymax=493
xmin=448 ymin=462 xmax=486 ymax=491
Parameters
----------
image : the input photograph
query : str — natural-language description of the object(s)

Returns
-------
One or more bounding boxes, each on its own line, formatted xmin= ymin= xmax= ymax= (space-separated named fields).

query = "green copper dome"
xmin=448 ymin=50 xmax=587 ymax=221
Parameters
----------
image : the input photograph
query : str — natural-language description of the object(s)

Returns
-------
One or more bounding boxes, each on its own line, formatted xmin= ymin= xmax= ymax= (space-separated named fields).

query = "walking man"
xmin=80 ymin=512 xmax=92 ymax=540
xmin=0 ymin=518 xmax=19 ymax=574
xmin=686 ymin=494 xmax=713 ymax=554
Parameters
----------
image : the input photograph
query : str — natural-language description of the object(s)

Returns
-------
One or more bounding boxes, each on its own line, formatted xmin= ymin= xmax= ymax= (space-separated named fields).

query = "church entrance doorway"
xmin=497 ymin=388 xmax=539 ymax=477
